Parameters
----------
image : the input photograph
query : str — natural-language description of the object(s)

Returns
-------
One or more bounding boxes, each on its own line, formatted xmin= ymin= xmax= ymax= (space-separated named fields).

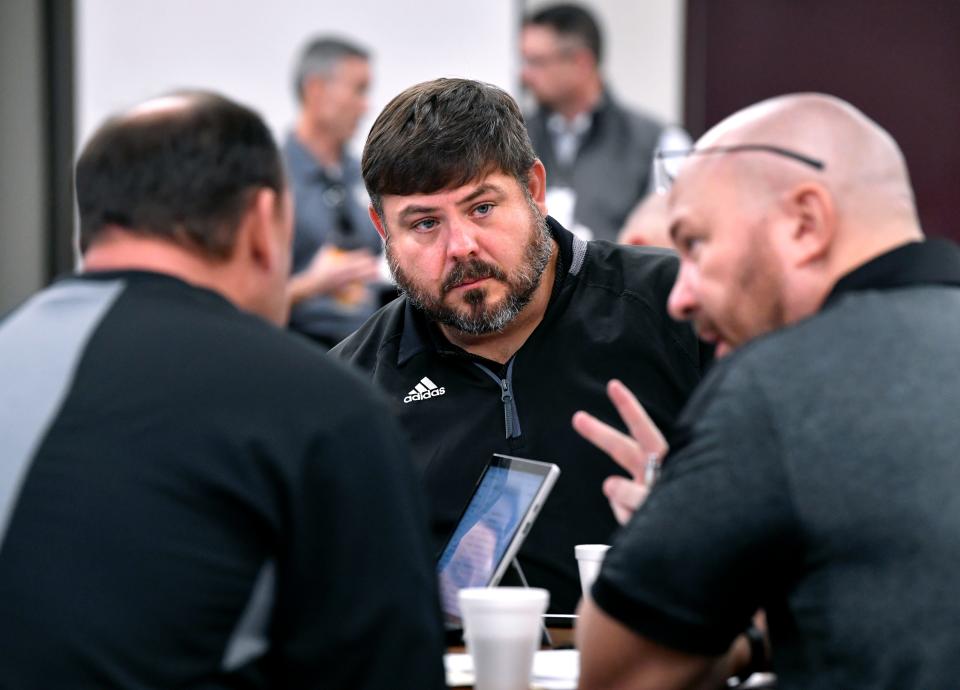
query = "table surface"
xmin=447 ymin=628 xmax=777 ymax=690
xmin=446 ymin=627 xmax=578 ymax=689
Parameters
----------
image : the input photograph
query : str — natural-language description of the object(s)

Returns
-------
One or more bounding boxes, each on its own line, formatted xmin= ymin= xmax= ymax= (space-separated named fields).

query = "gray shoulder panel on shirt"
xmin=0 ymin=279 xmax=125 ymax=551
xmin=222 ymin=560 xmax=276 ymax=671
xmin=570 ymin=236 xmax=588 ymax=276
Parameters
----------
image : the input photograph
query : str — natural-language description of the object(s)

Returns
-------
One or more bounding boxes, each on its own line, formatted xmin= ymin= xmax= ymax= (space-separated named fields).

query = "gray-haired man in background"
xmin=284 ymin=36 xmax=385 ymax=348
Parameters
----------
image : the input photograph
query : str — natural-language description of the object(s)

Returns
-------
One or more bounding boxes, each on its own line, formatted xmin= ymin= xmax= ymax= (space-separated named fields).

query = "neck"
xmin=554 ymin=75 xmax=603 ymax=121
xmin=83 ymin=229 xmax=243 ymax=306
xmin=831 ymin=220 xmax=924 ymax=286
xmin=295 ymin=114 xmax=343 ymax=168
xmin=439 ymin=242 xmax=559 ymax=364
xmin=797 ymin=222 xmax=925 ymax=321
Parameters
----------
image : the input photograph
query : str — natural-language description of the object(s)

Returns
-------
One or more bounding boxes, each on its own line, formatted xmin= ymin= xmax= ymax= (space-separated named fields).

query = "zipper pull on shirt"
xmin=474 ymin=358 xmax=522 ymax=439
xmin=499 ymin=377 xmax=515 ymax=438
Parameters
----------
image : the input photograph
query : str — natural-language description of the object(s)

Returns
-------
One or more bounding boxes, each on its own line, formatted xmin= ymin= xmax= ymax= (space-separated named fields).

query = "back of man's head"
xmin=76 ymin=91 xmax=285 ymax=259
xmin=525 ymin=3 xmax=603 ymax=65
xmin=361 ymin=78 xmax=537 ymax=218
xmin=293 ymin=36 xmax=369 ymax=102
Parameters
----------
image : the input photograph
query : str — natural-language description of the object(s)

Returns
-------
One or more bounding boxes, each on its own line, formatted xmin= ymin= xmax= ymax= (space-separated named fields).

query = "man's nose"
xmin=446 ymin=219 xmax=480 ymax=259
xmin=667 ymin=263 xmax=699 ymax=322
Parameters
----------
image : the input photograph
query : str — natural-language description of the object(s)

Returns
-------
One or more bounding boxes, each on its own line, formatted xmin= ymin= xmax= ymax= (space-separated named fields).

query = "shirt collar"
xmin=546 ymin=110 xmax=593 ymax=137
xmin=825 ymin=238 xmax=960 ymax=306
xmin=541 ymin=88 xmax=611 ymax=131
xmin=397 ymin=216 xmax=576 ymax=366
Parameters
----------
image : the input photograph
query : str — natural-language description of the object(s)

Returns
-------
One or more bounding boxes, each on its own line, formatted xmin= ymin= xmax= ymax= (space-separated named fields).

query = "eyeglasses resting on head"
xmin=653 ymin=144 xmax=826 ymax=192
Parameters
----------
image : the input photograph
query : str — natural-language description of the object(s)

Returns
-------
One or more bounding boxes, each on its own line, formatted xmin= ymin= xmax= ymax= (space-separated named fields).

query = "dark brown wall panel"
xmin=685 ymin=0 xmax=959 ymax=241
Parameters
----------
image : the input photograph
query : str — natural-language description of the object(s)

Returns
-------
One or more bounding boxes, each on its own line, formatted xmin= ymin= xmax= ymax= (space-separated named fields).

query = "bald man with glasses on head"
xmin=573 ymin=93 xmax=960 ymax=690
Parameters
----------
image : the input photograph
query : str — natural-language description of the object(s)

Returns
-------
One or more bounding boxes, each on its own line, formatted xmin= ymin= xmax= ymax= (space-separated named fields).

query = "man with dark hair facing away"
xmin=331 ymin=78 xmax=706 ymax=616
xmin=0 ymin=91 xmax=445 ymax=689
xmin=284 ymin=35 xmax=384 ymax=349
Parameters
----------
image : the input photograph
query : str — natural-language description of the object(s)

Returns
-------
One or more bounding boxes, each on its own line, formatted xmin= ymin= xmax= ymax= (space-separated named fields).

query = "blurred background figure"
xmin=284 ymin=36 xmax=385 ymax=349
xmin=520 ymin=3 xmax=690 ymax=244
xmin=616 ymin=191 xmax=673 ymax=248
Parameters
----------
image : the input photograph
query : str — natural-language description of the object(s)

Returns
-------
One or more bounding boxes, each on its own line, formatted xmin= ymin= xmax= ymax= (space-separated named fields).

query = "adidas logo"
xmin=403 ymin=376 xmax=446 ymax=404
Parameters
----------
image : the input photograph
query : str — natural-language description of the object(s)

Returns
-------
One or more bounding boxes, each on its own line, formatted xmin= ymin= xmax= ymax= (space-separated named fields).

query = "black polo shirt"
xmin=0 ymin=271 xmax=445 ymax=689
xmin=332 ymin=218 xmax=705 ymax=614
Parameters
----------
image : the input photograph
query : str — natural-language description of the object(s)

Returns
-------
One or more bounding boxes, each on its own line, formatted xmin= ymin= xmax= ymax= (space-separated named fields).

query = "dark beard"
xmin=387 ymin=208 xmax=554 ymax=336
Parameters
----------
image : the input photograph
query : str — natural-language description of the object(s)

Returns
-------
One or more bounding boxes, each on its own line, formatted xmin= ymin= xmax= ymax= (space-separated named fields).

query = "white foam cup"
xmin=575 ymin=544 xmax=611 ymax=597
xmin=458 ymin=587 xmax=550 ymax=690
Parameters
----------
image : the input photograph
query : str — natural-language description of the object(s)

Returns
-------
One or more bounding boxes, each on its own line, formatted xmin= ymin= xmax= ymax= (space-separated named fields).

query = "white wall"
xmin=525 ymin=0 xmax=685 ymax=124
xmin=76 ymin=0 xmax=683 ymax=150
xmin=76 ymin=0 xmax=522 ymax=155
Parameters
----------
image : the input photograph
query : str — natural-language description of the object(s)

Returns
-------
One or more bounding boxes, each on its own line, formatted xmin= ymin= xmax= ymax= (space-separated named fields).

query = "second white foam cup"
xmin=458 ymin=587 xmax=550 ymax=690
xmin=575 ymin=544 xmax=611 ymax=597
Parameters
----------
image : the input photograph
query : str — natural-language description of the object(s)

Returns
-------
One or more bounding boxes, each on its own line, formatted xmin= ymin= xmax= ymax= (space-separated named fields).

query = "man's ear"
xmin=244 ymin=187 xmax=282 ymax=272
xmin=572 ymin=45 xmax=597 ymax=74
xmin=302 ymin=75 xmax=326 ymax=108
xmin=527 ymin=159 xmax=548 ymax=217
xmin=782 ymin=182 xmax=835 ymax=267
xmin=368 ymin=204 xmax=388 ymax=241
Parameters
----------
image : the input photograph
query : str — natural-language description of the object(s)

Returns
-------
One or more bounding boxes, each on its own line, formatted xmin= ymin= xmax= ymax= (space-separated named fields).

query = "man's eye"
xmin=413 ymin=218 xmax=438 ymax=232
xmin=678 ymin=235 xmax=703 ymax=255
xmin=473 ymin=203 xmax=494 ymax=217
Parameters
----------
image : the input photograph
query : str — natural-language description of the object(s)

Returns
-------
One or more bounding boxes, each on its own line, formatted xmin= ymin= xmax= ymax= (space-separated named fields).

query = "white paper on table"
xmin=444 ymin=649 xmax=579 ymax=689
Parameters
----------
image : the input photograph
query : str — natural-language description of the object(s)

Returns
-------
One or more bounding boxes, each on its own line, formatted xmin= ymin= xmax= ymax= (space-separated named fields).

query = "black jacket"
xmin=331 ymin=218 xmax=704 ymax=613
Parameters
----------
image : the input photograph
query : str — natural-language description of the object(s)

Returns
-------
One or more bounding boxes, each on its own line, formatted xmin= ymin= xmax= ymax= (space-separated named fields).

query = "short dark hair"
xmin=294 ymin=36 xmax=369 ymax=102
xmin=525 ymin=3 xmax=603 ymax=64
xmin=362 ymin=78 xmax=537 ymax=218
xmin=76 ymin=90 xmax=285 ymax=258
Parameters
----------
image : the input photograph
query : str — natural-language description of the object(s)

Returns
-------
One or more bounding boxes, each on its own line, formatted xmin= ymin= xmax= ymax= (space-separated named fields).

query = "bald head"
xmin=126 ymin=93 xmax=195 ymax=118
xmin=696 ymin=93 xmax=921 ymax=239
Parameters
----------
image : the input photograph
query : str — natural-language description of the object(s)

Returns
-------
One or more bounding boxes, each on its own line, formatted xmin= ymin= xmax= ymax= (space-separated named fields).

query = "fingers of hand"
xmin=340 ymin=255 xmax=379 ymax=282
xmin=607 ymin=380 xmax=668 ymax=459
xmin=359 ymin=258 xmax=381 ymax=281
xmin=572 ymin=411 xmax=647 ymax=478
xmin=603 ymin=475 xmax=650 ymax=525
xmin=309 ymin=249 xmax=378 ymax=286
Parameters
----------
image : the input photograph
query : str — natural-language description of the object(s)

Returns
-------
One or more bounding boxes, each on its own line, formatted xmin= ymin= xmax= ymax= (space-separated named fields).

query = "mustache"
xmin=441 ymin=259 xmax=507 ymax=295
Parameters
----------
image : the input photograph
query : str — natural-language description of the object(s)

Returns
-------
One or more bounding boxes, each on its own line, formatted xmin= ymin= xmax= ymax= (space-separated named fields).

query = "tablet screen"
xmin=436 ymin=454 xmax=559 ymax=626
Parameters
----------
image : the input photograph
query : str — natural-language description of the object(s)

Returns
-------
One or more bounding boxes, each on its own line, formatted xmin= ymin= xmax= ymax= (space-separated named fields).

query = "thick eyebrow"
xmin=397 ymin=204 xmax=438 ymax=222
xmin=396 ymin=183 xmax=508 ymax=222
xmin=457 ymin=183 xmax=507 ymax=206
